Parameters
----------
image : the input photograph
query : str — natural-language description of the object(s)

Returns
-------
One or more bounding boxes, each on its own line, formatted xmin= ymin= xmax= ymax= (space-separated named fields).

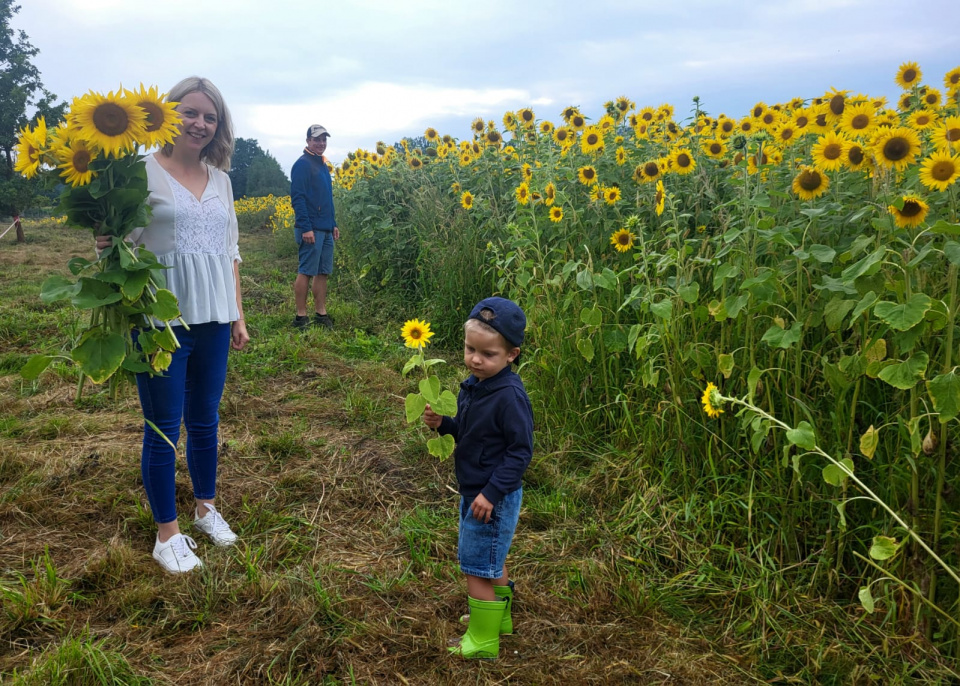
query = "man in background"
xmin=291 ymin=124 xmax=339 ymax=329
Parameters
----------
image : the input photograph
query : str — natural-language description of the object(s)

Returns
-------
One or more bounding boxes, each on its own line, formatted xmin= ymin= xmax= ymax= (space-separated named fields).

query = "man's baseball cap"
xmin=468 ymin=297 xmax=526 ymax=348
xmin=307 ymin=125 xmax=331 ymax=139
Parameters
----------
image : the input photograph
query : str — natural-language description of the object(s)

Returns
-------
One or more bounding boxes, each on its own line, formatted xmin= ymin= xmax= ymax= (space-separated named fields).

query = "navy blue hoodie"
xmin=437 ymin=366 xmax=534 ymax=505
xmin=290 ymin=150 xmax=336 ymax=235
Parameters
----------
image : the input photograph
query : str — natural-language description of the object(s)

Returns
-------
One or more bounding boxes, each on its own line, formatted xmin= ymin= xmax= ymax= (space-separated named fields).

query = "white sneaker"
xmin=194 ymin=503 xmax=238 ymax=546
xmin=153 ymin=533 xmax=203 ymax=573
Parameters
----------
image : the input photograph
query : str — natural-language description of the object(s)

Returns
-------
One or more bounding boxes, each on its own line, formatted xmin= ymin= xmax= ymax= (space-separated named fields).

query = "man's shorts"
xmin=297 ymin=230 xmax=334 ymax=276
xmin=458 ymin=488 xmax=522 ymax=578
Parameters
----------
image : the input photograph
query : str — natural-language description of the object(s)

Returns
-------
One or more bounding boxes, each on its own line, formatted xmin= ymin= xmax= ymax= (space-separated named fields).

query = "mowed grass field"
xmin=0 ymin=219 xmax=745 ymax=685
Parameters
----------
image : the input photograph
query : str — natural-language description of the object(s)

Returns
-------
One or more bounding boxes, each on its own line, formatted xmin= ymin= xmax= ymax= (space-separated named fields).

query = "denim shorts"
xmin=458 ymin=488 xmax=522 ymax=578
xmin=297 ymin=230 xmax=334 ymax=275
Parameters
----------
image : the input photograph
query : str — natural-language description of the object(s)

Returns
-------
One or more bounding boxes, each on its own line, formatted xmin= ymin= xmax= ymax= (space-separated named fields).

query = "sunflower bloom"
xmin=581 ymin=126 xmax=604 ymax=154
xmin=71 ymin=89 xmax=148 ymax=157
xmin=811 ymin=131 xmax=848 ymax=171
xmin=908 ymin=110 xmax=938 ymax=130
xmin=549 ymin=206 xmax=563 ymax=223
xmin=888 ymin=195 xmax=930 ymax=228
xmin=668 ymin=147 xmax=696 ymax=175
xmin=517 ymin=108 xmax=536 ymax=128
xmin=872 ymin=126 xmax=922 ymax=171
xmin=125 ymin=84 xmax=181 ymax=149
xmin=610 ymin=228 xmax=636 ymax=253
xmin=56 ymin=139 xmax=100 ymax=186
xmin=460 ymin=191 xmax=474 ymax=210
xmin=896 ymin=62 xmax=922 ymax=89
xmin=842 ymin=141 xmax=868 ymax=172
xmin=931 ymin=116 xmax=960 ymax=152
xmin=577 ymin=165 xmax=598 ymax=185
xmin=604 ymin=186 xmax=622 ymax=205
xmin=544 ymin=182 xmax=556 ymax=206
xmin=13 ymin=118 xmax=48 ymax=178
xmin=839 ymin=102 xmax=877 ymax=138
xmin=701 ymin=383 xmax=724 ymax=419
xmin=515 ymin=182 xmax=531 ymax=205
xmin=919 ymin=150 xmax=960 ymax=192
xmin=654 ymin=179 xmax=665 ymax=216
xmin=401 ymin=319 xmax=434 ymax=349
xmin=792 ymin=165 xmax=830 ymax=200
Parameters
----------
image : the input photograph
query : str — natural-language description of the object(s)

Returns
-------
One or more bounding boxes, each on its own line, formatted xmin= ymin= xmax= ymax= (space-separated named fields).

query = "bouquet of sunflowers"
xmin=17 ymin=86 xmax=184 ymax=400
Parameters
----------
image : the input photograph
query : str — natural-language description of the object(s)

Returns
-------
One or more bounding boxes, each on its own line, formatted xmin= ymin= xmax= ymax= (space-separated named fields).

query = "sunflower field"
xmin=241 ymin=63 xmax=960 ymax=666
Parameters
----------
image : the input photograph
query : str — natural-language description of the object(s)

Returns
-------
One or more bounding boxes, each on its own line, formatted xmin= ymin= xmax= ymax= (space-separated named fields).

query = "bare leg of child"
xmin=466 ymin=574 xmax=496 ymax=601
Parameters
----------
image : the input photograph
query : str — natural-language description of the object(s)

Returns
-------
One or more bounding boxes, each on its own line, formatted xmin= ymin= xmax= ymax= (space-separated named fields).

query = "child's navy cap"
xmin=468 ymin=297 xmax=526 ymax=348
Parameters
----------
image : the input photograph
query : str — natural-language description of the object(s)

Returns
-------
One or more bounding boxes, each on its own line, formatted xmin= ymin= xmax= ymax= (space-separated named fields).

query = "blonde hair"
xmin=161 ymin=76 xmax=234 ymax=171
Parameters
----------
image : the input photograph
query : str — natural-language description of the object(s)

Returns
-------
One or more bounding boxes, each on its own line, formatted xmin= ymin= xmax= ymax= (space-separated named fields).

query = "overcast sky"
xmin=14 ymin=0 xmax=960 ymax=176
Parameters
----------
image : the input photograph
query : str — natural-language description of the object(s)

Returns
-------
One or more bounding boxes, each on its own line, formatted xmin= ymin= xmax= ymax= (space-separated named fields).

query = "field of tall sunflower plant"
xmin=240 ymin=62 xmax=960 ymax=664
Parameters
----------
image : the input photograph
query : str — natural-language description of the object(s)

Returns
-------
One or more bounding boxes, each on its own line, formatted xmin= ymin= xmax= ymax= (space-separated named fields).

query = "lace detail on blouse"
xmin=164 ymin=169 xmax=229 ymax=255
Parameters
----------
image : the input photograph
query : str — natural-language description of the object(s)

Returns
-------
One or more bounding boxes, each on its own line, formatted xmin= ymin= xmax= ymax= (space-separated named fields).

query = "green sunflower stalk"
xmin=17 ymin=85 xmax=186 ymax=401
xmin=400 ymin=319 xmax=458 ymax=460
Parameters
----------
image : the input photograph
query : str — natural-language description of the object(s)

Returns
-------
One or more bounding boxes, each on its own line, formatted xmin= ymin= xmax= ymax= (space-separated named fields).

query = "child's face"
xmin=463 ymin=324 xmax=519 ymax=381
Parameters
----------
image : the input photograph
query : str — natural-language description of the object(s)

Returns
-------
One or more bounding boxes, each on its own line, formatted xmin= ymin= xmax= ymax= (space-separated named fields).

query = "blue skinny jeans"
xmin=136 ymin=322 xmax=230 ymax=524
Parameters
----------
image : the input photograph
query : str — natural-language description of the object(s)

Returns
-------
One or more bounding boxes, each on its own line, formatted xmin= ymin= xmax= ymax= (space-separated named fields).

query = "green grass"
xmin=0 ymin=218 xmax=955 ymax=683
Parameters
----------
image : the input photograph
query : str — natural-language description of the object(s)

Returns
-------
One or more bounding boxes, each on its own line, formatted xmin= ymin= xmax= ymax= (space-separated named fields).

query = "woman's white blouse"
xmin=127 ymin=154 xmax=241 ymax=326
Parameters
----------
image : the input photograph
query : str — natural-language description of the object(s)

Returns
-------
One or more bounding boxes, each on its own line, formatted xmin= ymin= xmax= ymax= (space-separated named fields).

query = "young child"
xmin=423 ymin=297 xmax=534 ymax=659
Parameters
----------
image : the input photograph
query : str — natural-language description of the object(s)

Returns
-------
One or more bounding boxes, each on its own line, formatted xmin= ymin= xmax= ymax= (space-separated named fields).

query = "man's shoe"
xmin=292 ymin=315 xmax=309 ymax=329
xmin=152 ymin=533 xmax=203 ymax=574
xmin=312 ymin=313 xmax=334 ymax=330
xmin=194 ymin=503 xmax=238 ymax=547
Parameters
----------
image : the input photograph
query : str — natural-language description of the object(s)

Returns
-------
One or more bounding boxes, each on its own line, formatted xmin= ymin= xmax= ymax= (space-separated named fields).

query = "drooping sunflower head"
xmin=609 ymin=228 xmax=636 ymax=253
xmin=919 ymin=150 xmax=960 ymax=192
xmin=577 ymin=165 xmax=598 ymax=185
xmin=13 ymin=117 xmax=50 ymax=178
xmin=872 ymin=126 xmax=922 ymax=170
xmin=407 ymin=156 xmax=424 ymax=170
xmin=460 ymin=190 xmax=474 ymax=210
xmin=655 ymin=179 xmax=666 ymax=216
xmin=888 ymin=195 xmax=930 ymax=228
xmin=792 ymin=165 xmax=830 ymax=201
xmin=55 ymin=138 xmax=100 ymax=187
xmin=543 ymin=182 xmax=556 ymax=205
xmin=896 ymin=62 xmax=923 ymax=90
xmin=401 ymin=319 xmax=434 ymax=349
xmin=701 ymin=382 xmax=724 ymax=419
xmin=561 ymin=105 xmax=580 ymax=123
xmin=549 ymin=206 xmax=563 ymax=223
xmin=125 ymin=84 xmax=181 ymax=149
xmin=71 ymin=89 xmax=148 ymax=157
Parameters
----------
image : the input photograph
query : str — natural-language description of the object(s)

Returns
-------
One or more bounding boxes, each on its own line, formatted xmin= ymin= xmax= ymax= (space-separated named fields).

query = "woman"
xmin=98 ymin=76 xmax=248 ymax=573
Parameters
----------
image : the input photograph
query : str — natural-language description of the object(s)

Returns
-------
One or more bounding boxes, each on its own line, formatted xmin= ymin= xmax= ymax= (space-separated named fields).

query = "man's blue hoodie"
xmin=437 ymin=366 xmax=534 ymax=505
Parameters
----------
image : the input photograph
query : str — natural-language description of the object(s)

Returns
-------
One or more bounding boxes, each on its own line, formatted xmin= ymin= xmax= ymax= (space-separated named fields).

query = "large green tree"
xmin=0 ymin=0 xmax=65 ymax=218
xmin=229 ymin=137 xmax=290 ymax=199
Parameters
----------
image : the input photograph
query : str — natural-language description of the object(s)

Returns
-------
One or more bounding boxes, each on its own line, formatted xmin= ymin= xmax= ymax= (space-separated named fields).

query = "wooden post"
xmin=14 ymin=215 xmax=24 ymax=242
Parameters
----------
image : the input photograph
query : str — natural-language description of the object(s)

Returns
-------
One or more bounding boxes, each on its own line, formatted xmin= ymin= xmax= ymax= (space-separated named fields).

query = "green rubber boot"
xmin=449 ymin=596 xmax=506 ymax=659
xmin=459 ymin=581 xmax=514 ymax=634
